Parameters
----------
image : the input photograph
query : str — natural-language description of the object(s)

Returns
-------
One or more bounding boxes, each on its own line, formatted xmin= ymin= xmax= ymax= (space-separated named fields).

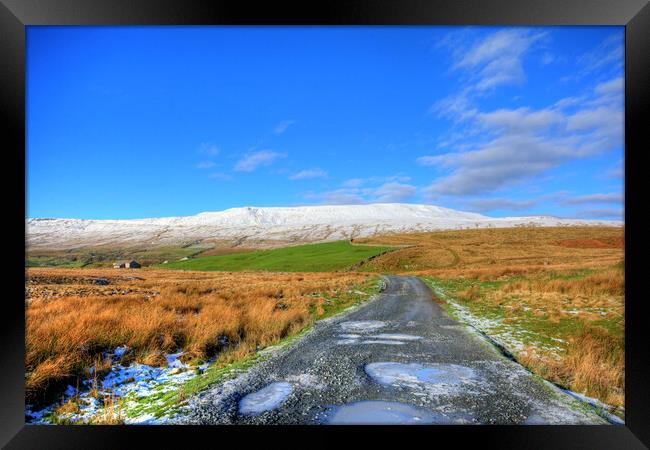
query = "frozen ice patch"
xmin=238 ymin=382 xmax=293 ymax=415
xmin=365 ymin=362 xmax=477 ymax=395
xmin=373 ymin=334 xmax=421 ymax=341
xmin=339 ymin=321 xmax=386 ymax=333
xmin=326 ymin=401 xmax=444 ymax=425
xmin=359 ymin=340 xmax=405 ymax=345
xmin=335 ymin=331 xmax=420 ymax=346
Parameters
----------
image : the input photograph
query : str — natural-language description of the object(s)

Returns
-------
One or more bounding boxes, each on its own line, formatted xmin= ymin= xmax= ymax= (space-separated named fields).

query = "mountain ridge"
xmin=27 ymin=203 xmax=622 ymax=251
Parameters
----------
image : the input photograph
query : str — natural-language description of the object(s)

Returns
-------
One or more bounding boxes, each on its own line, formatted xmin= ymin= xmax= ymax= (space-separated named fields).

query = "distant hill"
xmin=27 ymin=203 xmax=622 ymax=251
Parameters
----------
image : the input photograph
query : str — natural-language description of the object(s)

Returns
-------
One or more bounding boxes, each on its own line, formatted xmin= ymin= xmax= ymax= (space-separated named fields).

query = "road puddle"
xmin=365 ymin=362 xmax=477 ymax=394
xmin=325 ymin=400 xmax=440 ymax=424
xmin=339 ymin=320 xmax=387 ymax=333
xmin=373 ymin=333 xmax=422 ymax=341
xmin=238 ymin=382 xmax=292 ymax=415
xmin=335 ymin=330 xmax=422 ymax=346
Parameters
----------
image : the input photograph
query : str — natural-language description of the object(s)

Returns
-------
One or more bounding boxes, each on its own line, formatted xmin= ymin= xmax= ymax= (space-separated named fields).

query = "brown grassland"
xmin=25 ymin=269 xmax=375 ymax=407
xmin=357 ymin=226 xmax=624 ymax=410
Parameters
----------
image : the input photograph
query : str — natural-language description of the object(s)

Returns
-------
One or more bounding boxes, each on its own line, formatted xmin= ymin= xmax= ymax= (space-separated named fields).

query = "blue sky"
xmin=27 ymin=26 xmax=624 ymax=220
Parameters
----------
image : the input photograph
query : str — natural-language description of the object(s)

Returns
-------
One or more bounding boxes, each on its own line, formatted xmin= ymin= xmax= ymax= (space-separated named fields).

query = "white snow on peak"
xmin=26 ymin=203 xmax=622 ymax=250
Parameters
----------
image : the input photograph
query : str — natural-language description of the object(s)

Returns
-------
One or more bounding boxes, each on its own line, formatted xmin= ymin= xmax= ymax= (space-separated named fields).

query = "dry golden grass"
xmin=25 ymin=268 xmax=373 ymax=405
xmin=361 ymin=226 xmax=625 ymax=409
xmin=89 ymin=391 xmax=125 ymax=425
xmin=450 ymin=267 xmax=624 ymax=408
xmin=358 ymin=226 xmax=623 ymax=273
xmin=520 ymin=327 xmax=624 ymax=407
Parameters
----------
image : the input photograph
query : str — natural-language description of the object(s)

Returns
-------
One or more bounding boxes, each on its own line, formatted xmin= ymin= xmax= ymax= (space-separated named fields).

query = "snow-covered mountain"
xmin=26 ymin=203 xmax=622 ymax=250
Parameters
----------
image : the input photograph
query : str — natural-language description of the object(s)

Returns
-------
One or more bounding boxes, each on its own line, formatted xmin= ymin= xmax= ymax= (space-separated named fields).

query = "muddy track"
xmin=178 ymin=276 xmax=609 ymax=425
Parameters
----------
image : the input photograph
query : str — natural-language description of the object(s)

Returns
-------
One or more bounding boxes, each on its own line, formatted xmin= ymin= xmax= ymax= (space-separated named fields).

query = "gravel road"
xmin=178 ymin=276 xmax=609 ymax=425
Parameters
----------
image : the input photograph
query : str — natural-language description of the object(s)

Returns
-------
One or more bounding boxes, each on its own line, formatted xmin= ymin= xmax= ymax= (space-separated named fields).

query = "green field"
xmin=161 ymin=241 xmax=393 ymax=272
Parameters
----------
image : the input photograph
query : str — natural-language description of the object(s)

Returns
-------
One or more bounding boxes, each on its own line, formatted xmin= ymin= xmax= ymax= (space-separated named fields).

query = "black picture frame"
xmin=2 ymin=0 xmax=648 ymax=448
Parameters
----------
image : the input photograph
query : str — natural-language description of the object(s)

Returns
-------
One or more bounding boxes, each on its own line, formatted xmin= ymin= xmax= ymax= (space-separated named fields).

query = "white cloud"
xmin=595 ymin=76 xmax=624 ymax=96
xmin=477 ymin=108 xmax=563 ymax=133
xmin=289 ymin=168 xmax=328 ymax=180
xmin=453 ymin=29 xmax=546 ymax=92
xmin=234 ymin=150 xmax=285 ymax=172
xmin=199 ymin=143 xmax=220 ymax=156
xmin=320 ymin=189 xmax=365 ymax=205
xmin=420 ymin=133 xmax=577 ymax=196
xmin=373 ymin=182 xmax=417 ymax=202
xmin=341 ymin=174 xmax=411 ymax=188
xmin=552 ymin=96 xmax=583 ymax=109
xmin=209 ymin=172 xmax=233 ymax=181
xmin=560 ymin=192 xmax=623 ymax=205
xmin=274 ymin=120 xmax=296 ymax=134
xmin=196 ymin=161 xmax=216 ymax=169
xmin=606 ymin=160 xmax=624 ymax=179
xmin=419 ymin=74 xmax=624 ymax=197
xmin=342 ymin=178 xmax=364 ymax=188
xmin=430 ymin=30 xmax=546 ymax=124
xmin=574 ymin=208 xmax=623 ymax=219
xmin=463 ymin=197 xmax=537 ymax=213
xmin=578 ymin=33 xmax=624 ymax=77
xmin=311 ymin=178 xmax=417 ymax=205
xmin=566 ymin=106 xmax=621 ymax=132
xmin=430 ymin=89 xmax=477 ymax=122
xmin=541 ymin=52 xmax=555 ymax=65
xmin=418 ymin=29 xmax=625 ymax=209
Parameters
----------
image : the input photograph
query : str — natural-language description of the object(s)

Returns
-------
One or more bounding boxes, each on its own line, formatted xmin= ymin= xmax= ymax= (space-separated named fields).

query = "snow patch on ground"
xmin=561 ymin=389 xmax=624 ymax=424
xmin=428 ymin=283 xmax=563 ymax=355
xmin=25 ymin=347 xmax=209 ymax=425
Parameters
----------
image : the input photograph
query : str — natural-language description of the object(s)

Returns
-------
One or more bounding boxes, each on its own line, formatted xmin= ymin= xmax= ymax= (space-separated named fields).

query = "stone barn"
xmin=113 ymin=260 xmax=141 ymax=269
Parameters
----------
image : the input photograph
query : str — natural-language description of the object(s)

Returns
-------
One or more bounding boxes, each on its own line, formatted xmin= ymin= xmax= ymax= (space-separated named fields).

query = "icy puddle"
xmin=365 ymin=362 xmax=477 ymax=395
xmin=335 ymin=329 xmax=422 ymax=346
xmin=239 ymin=382 xmax=293 ymax=415
xmin=326 ymin=401 xmax=447 ymax=424
xmin=373 ymin=334 xmax=422 ymax=341
xmin=339 ymin=320 xmax=387 ymax=333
